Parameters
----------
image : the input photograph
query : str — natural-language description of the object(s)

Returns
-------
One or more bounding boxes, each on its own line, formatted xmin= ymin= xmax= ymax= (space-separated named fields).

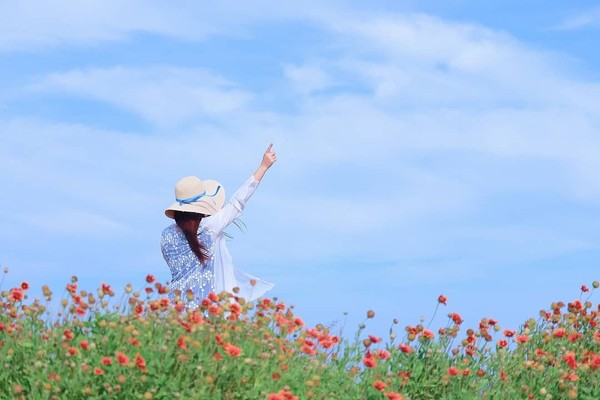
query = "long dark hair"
xmin=174 ymin=211 xmax=209 ymax=265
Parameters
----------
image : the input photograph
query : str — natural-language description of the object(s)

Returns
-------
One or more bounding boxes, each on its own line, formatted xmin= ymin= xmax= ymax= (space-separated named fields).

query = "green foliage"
xmin=1 ymin=272 xmax=600 ymax=399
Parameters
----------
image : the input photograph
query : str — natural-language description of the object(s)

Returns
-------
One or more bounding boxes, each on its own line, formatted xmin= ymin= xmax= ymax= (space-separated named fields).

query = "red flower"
xmin=497 ymin=339 xmax=508 ymax=349
xmin=451 ymin=313 xmax=463 ymax=325
xmin=75 ymin=307 xmax=86 ymax=317
xmin=177 ymin=337 xmax=187 ymax=350
xmin=421 ymin=330 xmax=435 ymax=340
xmin=80 ymin=341 xmax=89 ymax=350
xmin=101 ymin=357 xmax=113 ymax=365
xmin=568 ymin=332 xmax=582 ymax=342
xmin=20 ymin=282 xmax=29 ymax=291
xmin=63 ymin=330 xmax=75 ymax=341
xmin=516 ymin=335 xmax=529 ymax=344
xmin=438 ymin=295 xmax=447 ymax=305
xmin=68 ymin=347 xmax=78 ymax=356
xmin=553 ymin=328 xmax=566 ymax=338
xmin=562 ymin=372 xmax=578 ymax=382
xmin=398 ymin=343 xmax=412 ymax=354
xmin=146 ymin=274 xmax=156 ymax=283
xmin=208 ymin=292 xmax=220 ymax=303
xmin=581 ymin=285 xmax=590 ymax=293
xmin=563 ymin=351 xmax=578 ymax=370
xmin=503 ymin=330 xmax=516 ymax=337
xmin=362 ymin=356 xmax=377 ymax=368
xmin=224 ymin=343 xmax=242 ymax=357
xmin=376 ymin=349 xmax=391 ymax=360
xmin=101 ymin=283 xmax=114 ymax=296
xmin=116 ymin=352 xmax=129 ymax=366
xmin=10 ymin=288 xmax=24 ymax=302
xmin=93 ymin=367 xmax=104 ymax=375
xmin=386 ymin=393 xmax=403 ymax=400
xmin=448 ymin=366 xmax=459 ymax=376
xmin=134 ymin=353 xmax=147 ymax=372
xmin=373 ymin=380 xmax=387 ymax=391
xmin=213 ymin=352 xmax=223 ymax=361
xmin=368 ymin=335 xmax=382 ymax=343
xmin=500 ymin=369 xmax=508 ymax=382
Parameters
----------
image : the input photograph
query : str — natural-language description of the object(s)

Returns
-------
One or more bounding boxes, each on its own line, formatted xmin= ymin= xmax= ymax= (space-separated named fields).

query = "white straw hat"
xmin=165 ymin=176 xmax=226 ymax=218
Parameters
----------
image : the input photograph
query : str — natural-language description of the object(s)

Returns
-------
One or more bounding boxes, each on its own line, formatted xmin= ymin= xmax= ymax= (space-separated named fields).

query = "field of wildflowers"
xmin=2 ymin=268 xmax=600 ymax=399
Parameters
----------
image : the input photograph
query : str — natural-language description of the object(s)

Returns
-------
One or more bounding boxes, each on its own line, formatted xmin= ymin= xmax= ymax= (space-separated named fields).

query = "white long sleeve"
xmin=201 ymin=175 xmax=259 ymax=234
xmin=200 ymin=175 xmax=273 ymax=300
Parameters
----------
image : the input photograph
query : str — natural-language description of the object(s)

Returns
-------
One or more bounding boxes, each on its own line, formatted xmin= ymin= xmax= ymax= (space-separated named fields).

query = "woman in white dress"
xmin=160 ymin=144 xmax=276 ymax=307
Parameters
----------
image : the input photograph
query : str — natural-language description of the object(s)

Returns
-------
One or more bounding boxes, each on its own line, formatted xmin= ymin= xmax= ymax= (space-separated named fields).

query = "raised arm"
xmin=202 ymin=144 xmax=277 ymax=234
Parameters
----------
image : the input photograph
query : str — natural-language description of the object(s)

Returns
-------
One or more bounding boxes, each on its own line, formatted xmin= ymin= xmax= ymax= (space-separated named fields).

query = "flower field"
xmin=2 ymin=270 xmax=600 ymax=400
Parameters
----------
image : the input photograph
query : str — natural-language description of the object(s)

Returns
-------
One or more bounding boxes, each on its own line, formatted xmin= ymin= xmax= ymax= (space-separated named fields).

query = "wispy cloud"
xmin=555 ymin=6 xmax=600 ymax=30
xmin=29 ymin=67 xmax=251 ymax=125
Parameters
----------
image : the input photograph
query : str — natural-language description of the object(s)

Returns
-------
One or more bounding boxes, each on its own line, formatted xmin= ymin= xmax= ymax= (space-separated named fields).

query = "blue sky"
xmin=1 ymin=1 xmax=600 ymax=339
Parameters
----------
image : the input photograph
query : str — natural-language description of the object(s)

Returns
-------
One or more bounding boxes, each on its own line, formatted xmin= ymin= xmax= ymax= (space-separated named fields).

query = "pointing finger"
xmin=266 ymin=143 xmax=273 ymax=153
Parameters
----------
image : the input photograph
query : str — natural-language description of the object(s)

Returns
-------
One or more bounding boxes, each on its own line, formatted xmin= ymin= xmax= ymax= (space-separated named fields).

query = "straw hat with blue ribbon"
xmin=165 ymin=176 xmax=226 ymax=218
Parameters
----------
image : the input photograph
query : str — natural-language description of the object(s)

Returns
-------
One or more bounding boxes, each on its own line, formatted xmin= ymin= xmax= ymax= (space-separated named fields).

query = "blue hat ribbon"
xmin=176 ymin=186 xmax=221 ymax=205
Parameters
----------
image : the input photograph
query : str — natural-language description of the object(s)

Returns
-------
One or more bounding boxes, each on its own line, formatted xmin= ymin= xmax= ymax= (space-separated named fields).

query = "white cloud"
xmin=29 ymin=67 xmax=251 ymax=125
xmin=284 ymin=64 xmax=333 ymax=94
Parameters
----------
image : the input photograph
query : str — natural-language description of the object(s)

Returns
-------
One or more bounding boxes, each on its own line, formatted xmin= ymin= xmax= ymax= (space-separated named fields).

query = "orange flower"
xmin=376 ymin=349 xmax=391 ymax=360
xmin=93 ymin=367 xmax=104 ymax=375
xmin=294 ymin=317 xmax=304 ymax=327
xmin=224 ymin=343 xmax=242 ymax=357
xmin=101 ymin=283 xmax=114 ymax=296
xmin=438 ymin=295 xmax=447 ymax=305
xmin=568 ymin=332 xmax=582 ymax=342
xmin=451 ymin=313 xmax=463 ymax=325
xmin=373 ymin=380 xmax=387 ymax=391
xmin=362 ymin=357 xmax=377 ymax=368
xmin=386 ymin=393 xmax=403 ymax=400
xmin=516 ymin=335 xmax=529 ymax=344
xmin=116 ymin=352 xmax=129 ymax=366
xmin=562 ymin=372 xmax=578 ymax=382
xmin=134 ymin=353 xmax=147 ymax=372
xmin=398 ymin=343 xmax=412 ymax=354
xmin=421 ymin=330 xmax=435 ymax=340
xmin=208 ymin=292 xmax=220 ymax=302
xmin=10 ymin=288 xmax=24 ymax=302
xmin=553 ymin=328 xmax=566 ymax=338
xmin=368 ymin=335 xmax=382 ymax=343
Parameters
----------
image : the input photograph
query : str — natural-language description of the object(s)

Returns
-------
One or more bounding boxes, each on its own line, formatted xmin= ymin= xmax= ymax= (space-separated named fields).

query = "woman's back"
xmin=160 ymin=224 xmax=215 ymax=307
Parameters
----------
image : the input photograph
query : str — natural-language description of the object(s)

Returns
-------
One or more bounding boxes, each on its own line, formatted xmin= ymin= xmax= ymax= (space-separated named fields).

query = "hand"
xmin=254 ymin=143 xmax=277 ymax=182
xmin=261 ymin=143 xmax=277 ymax=170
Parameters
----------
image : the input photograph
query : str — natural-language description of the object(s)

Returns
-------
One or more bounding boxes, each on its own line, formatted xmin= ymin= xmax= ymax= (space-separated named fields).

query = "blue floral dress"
xmin=160 ymin=224 xmax=215 ymax=308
